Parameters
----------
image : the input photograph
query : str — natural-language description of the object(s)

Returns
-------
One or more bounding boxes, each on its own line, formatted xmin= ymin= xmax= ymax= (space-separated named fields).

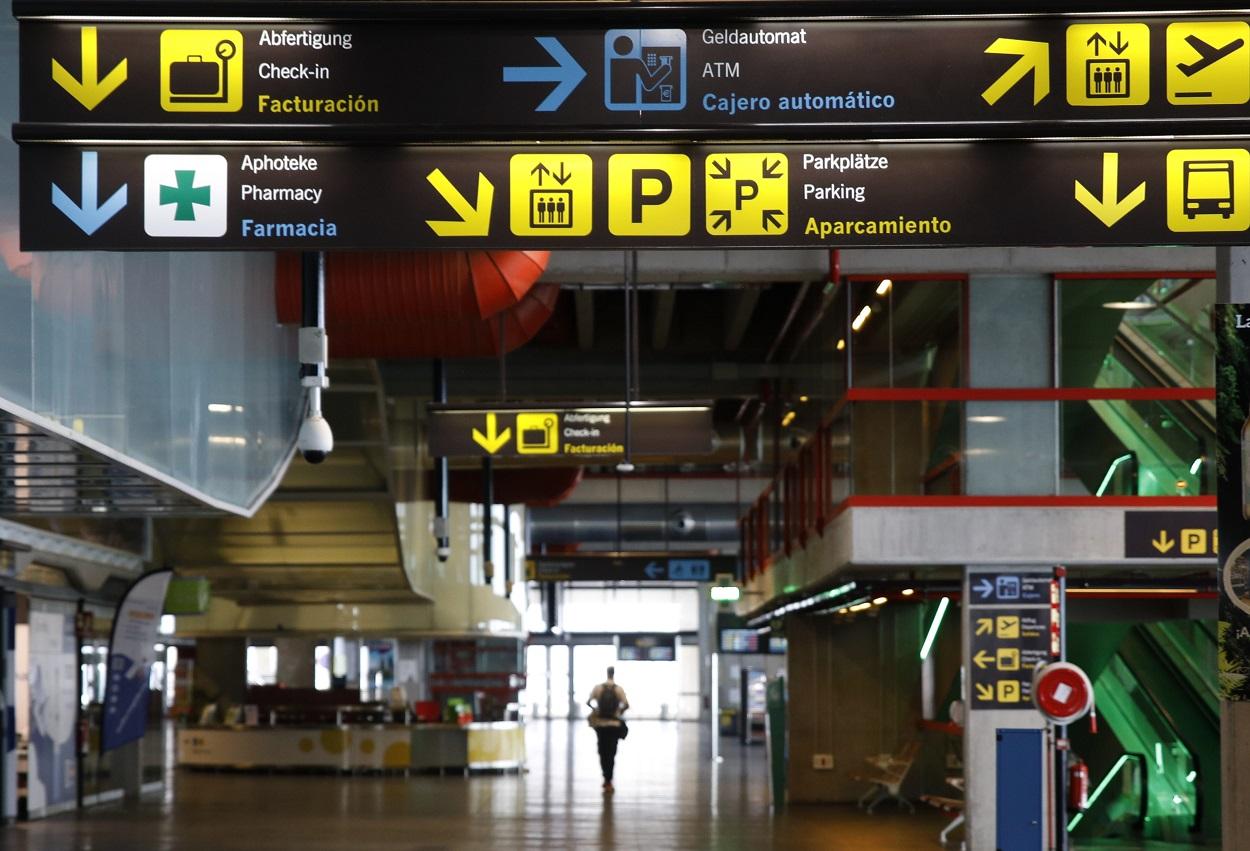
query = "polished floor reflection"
xmin=7 ymin=720 xmax=949 ymax=850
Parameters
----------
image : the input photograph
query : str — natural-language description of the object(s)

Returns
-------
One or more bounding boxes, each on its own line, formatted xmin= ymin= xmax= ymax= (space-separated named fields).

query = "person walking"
xmin=587 ymin=666 xmax=629 ymax=794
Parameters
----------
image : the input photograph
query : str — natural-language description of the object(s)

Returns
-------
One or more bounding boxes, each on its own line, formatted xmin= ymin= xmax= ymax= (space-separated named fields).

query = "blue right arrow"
xmin=503 ymin=36 xmax=586 ymax=112
xmin=51 ymin=151 xmax=127 ymax=235
xmin=974 ymin=578 xmax=995 ymax=599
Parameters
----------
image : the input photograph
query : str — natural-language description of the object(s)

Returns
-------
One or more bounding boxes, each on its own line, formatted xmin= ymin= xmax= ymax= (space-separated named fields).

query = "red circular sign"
xmin=1033 ymin=663 xmax=1093 ymax=724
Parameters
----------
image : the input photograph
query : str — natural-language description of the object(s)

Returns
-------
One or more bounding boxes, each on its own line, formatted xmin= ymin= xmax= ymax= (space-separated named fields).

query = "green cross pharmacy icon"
xmin=159 ymin=170 xmax=211 ymax=221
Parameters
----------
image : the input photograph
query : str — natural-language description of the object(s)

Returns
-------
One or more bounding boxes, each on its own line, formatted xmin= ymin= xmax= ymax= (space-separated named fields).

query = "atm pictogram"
xmin=1066 ymin=23 xmax=1149 ymax=107
xmin=1167 ymin=148 xmax=1250 ymax=233
xmin=516 ymin=413 xmax=559 ymax=454
xmin=510 ymin=154 xmax=592 ymax=237
xmin=705 ymin=153 xmax=788 ymax=237
xmin=159 ymin=29 xmax=243 ymax=112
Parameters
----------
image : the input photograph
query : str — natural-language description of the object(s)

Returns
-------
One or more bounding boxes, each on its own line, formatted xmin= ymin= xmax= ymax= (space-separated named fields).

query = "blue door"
xmin=996 ymin=728 xmax=1044 ymax=850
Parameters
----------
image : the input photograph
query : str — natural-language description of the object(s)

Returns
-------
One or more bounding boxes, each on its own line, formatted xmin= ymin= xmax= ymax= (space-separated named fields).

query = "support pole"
xmin=433 ymin=359 xmax=450 ymax=561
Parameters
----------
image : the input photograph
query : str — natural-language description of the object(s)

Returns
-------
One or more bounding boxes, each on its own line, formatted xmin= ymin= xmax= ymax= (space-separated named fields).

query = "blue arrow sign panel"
xmin=529 ymin=553 xmax=736 ymax=583
xmin=968 ymin=572 xmax=1051 ymax=606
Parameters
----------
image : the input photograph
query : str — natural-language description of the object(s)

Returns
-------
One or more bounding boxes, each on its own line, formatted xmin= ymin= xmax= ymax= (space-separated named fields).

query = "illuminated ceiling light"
xmin=1190 ymin=457 xmax=1204 ymax=476
xmin=876 ymin=278 xmax=892 ymax=295
xmin=1102 ymin=300 xmax=1155 ymax=310
xmin=849 ymin=601 xmax=872 ymax=612
xmin=919 ymin=596 xmax=950 ymax=661
xmin=836 ymin=338 xmax=846 ymax=351
xmin=781 ymin=410 xmax=797 ymax=428
xmin=967 ymin=415 xmax=1006 ymax=424
xmin=208 ymin=435 xmax=247 ymax=447
xmin=872 ymin=596 xmax=888 ymax=606
xmin=852 ymin=305 xmax=872 ymax=332
xmin=710 ymin=585 xmax=741 ymax=603
xmin=207 ymin=403 xmax=233 ymax=413
xmin=901 ymin=588 xmax=915 ymax=596
xmin=799 ymin=395 xmax=810 ymax=403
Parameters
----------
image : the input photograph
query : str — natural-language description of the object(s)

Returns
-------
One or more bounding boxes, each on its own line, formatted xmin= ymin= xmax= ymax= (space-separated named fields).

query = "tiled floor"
xmin=5 ymin=720 xmax=950 ymax=850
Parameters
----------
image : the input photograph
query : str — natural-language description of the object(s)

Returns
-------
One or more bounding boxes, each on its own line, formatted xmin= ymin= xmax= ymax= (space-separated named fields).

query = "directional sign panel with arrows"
xmin=22 ymin=139 xmax=1250 ymax=250
xmin=966 ymin=570 xmax=1054 ymax=710
xmin=16 ymin=11 xmax=1250 ymax=139
xmin=1124 ymin=510 xmax=1218 ymax=559
xmin=528 ymin=554 xmax=737 ymax=583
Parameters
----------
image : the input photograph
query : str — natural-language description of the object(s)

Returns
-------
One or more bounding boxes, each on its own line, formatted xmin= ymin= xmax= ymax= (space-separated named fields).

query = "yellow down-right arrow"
xmin=426 ymin=169 xmax=494 ymax=237
xmin=1075 ymin=153 xmax=1146 ymax=228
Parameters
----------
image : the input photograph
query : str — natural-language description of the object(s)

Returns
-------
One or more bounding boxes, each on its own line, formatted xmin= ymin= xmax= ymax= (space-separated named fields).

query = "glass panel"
xmin=0 ymin=5 xmax=300 ymax=513
xmin=548 ymin=644 xmax=570 ymax=719
xmin=851 ymin=401 xmax=968 ymax=495
xmin=1062 ymin=400 xmax=1211 ymax=497
xmin=850 ymin=277 xmax=963 ymax=388
xmin=1060 ymin=277 xmax=1216 ymax=390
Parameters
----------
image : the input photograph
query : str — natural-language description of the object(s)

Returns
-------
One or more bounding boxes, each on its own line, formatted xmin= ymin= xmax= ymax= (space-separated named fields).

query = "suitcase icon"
xmin=166 ymin=39 xmax=237 ymax=104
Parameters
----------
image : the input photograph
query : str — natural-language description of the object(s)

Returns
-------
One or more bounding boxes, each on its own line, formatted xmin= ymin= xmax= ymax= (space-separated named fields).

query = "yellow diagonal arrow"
xmin=973 ymin=650 xmax=995 ymax=670
xmin=982 ymin=39 xmax=1050 ymax=106
xmin=51 ymin=27 xmax=127 ymax=111
xmin=976 ymin=618 xmax=994 ymax=636
xmin=975 ymin=683 xmax=994 ymax=701
xmin=1151 ymin=530 xmax=1175 ymax=554
xmin=472 ymin=413 xmax=512 ymax=454
xmin=1075 ymin=152 xmax=1146 ymax=228
xmin=426 ymin=169 xmax=494 ymax=237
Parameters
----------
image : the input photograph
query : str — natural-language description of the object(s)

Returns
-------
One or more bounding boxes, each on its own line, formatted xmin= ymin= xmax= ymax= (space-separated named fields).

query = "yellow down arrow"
xmin=426 ymin=169 xmax=494 ymax=237
xmin=982 ymin=39 xmax=1050 ymax=106
xmin=472 ymin=413 xmax=512 ymax=454
xmin=51 ymin=26 xmax=127 ymax=111
xmin=1152 ymin=530 xmax=1176 ymax=554
xmin=975 ymin=683 xmax=995 ymax=701
xmin=1075 ymin=152 xmax=1146 ymax=228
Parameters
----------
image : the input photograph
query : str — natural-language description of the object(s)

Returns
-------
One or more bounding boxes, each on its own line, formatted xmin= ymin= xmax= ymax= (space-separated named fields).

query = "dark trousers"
xmin=595 ymin=726 xmax=621 ymax=782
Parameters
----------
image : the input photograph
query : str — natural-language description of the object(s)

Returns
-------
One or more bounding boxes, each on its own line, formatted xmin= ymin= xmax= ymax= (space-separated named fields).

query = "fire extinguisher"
xmin=1068 ymin=756 xmax=1091 ymax=813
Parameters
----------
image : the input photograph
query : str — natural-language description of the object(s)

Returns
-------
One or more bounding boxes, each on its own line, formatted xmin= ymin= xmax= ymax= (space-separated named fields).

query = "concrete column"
xmin=191 ymin=638 xmax=247 ymax=717
xmin=1219 ymin=246 xmax=1250 ymax=851
xmin=965 ymin=275 xmax=1058 ymax=495
xmin=273 ymin=637 xmax=317 ymax=689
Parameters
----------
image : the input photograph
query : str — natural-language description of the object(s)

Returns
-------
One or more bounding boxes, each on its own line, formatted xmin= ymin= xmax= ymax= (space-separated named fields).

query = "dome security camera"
xmin=297 ymin=413 xmax=334 ymax=464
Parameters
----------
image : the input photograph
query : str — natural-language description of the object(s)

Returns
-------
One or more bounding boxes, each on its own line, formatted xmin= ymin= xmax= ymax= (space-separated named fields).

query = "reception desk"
xmin=177 ymin=722 xmax=525 ymax=772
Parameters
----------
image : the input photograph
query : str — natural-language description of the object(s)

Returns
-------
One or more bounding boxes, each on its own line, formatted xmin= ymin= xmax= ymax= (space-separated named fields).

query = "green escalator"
xmin=1061 ymin=277 xmax=1215 ymax=498
xmin=1068 ymin=621 xmax=1220 ymax=845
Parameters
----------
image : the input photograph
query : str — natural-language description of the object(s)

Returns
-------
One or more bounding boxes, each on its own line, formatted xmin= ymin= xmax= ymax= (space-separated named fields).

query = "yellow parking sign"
xmin=608 ymin=154 xmax=691 ymax=236
xmin=705 ymin=153 xmax=788 ymax=236
xmin=1168 ymin=22 xmax=1250 ymax=105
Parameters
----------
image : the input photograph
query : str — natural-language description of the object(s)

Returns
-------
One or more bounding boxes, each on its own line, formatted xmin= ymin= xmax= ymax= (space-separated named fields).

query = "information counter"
xmin=177 ymin=722 xmax=525 ymax=773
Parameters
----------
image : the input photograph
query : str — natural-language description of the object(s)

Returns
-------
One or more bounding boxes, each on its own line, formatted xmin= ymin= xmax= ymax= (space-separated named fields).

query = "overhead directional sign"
xmin=528 ymin=553 xmax=737 ymax=583
xmin=426 ymin=402 xmax=713 ymax=460
xmin=24 ymin=139 xmax=1250 ymax=250
xmin=1124 ymin=510 xmax=1218 ymax=559
xmin=17 ymin=10 xmax=1250 ymax=139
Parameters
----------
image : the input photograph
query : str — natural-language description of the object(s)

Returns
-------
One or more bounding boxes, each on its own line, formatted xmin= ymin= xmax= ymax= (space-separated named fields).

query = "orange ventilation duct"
xmin=275 ymin=251 xmax=555 ymax=357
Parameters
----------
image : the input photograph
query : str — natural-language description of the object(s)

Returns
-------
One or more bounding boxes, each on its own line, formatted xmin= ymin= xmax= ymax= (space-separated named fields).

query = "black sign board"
xmin=966 ymin=572 xmax=1052 ymax=606
xmin=22 ymin=139 xmax=1250 ymax=251
xmin=426 ymin=403 xmax=712 ymax=460
xmin=1124 ymin=510 xmax=1218 ymax=559
xmin=17 ymin=12 xmax=1250 ymax=139
xmin=528 ymin=553 xmax=736 ymax=583
xmin=968 ymin=608 xmax=1053 ymax=709
xmin=617 ymin=633 xmax=677 ymax=662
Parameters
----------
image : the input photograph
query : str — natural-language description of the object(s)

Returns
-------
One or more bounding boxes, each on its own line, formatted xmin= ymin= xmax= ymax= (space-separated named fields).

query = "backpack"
xmin=597 ymin=683 xmax=620 ymax=718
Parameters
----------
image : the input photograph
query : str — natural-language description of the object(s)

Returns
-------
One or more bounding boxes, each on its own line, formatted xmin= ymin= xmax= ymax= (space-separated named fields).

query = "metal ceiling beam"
xmin=652 ymin=290 xmax=676 ymax=351
xmin=575 ymin=289 xmax=594 ymax=351
xmin=724 ymin=288 xmax=762 ymax=352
